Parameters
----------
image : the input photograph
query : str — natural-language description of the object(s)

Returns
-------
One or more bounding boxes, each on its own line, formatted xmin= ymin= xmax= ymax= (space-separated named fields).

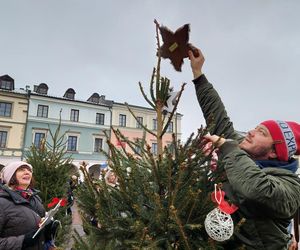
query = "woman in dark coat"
xmin=0 ymin=161 xmax=45 ymax=250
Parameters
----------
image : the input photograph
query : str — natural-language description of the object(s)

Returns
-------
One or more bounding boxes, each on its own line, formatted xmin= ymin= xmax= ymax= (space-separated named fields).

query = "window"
xmin=0 ymin=131 xmax=7 ymax=148
xmin=167 ymin=143 xmax=174 ymax=154
xmin=135 ymin=145 xmax=141 ymax=154
xmin=70 ymin=109 xmax=79 ymax=122
xmin=0 ymin=80 xmax=12 ymax=90
xmin=64 ymin=88 xmax=75 ymax=99
xmin=89 ymin=93 xmax=99 ymax=103
xmin=119 ymin=114 xmax=126 ymax=127
xmin=91 ymin=97 xmax=98 ymax=102
xmin=36 ymin=83 xmax=48 ymax=95
xmin=136 ymin=116 xmax=143 ymax=128
xmin=96 ymin=113 xmax=105 ymax=125
xmin=0 ymin=102 xmax=12 ymax=117
xmin=37 ymin=88 xmax=47 ymax=95
xmin=34 ymin=132 xmax=45 ymax=148
xmin=67 ymin=136 xmax=77 ymax=151
xmin=167 ymin=122 xmax=174 ymax=133
xmin=37 ymin=105 xmax=48 ymax=118
xmin=94 ymin=138 xmax=103 ymax=152
xmin=152 ymin=143 xmax=158 ymax=155
xmin=65 ymin=92 xmax=74 ymax=99
xmin=153 ymin=119 xmax=157 ymax=130
xmin=134 ymin=138 xmax=142 ymax=154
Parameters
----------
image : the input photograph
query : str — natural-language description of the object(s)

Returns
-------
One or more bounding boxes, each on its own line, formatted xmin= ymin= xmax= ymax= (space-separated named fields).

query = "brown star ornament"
xmin=156 ymin=21 xmax=199 ymax=72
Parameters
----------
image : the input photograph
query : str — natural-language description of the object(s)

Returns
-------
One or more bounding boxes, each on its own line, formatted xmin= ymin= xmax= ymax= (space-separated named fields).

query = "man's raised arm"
xmin=188 ymin=48 xmax=239 ymax=140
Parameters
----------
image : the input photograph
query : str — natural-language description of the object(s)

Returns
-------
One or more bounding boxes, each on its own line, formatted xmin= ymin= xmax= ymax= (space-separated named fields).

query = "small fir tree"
xmin=25 ymin=117 xmax=73 ymax=248
xmin=73 ymin=22 xmax=225 ymax=249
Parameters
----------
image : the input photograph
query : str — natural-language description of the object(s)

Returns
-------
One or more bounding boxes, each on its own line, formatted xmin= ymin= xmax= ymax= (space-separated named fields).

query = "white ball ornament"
xmin=204 ymin=184 xmax=237 ymax=242
xmin=204 ymin=207 xmax=234 ymax=242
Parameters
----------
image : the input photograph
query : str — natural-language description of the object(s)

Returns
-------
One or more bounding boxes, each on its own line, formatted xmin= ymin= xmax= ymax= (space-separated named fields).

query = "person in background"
xmin=0 ymin=161 xmax=45 ymax=250
xmin=188 ymin=47 xmax=300 ymax=249
xmin=66 ymin=175 xmax=78 ymax=216
xmin=104 ymin=170 xmax=118 ymax=187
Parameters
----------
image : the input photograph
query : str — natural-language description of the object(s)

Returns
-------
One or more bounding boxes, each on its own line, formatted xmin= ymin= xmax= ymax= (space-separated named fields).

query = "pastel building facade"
xmin=111 ymin=102 xmax=182 ymax=154
xmin=0 ymin=75 xmax=29 ymax=170
xmin=0 ymin=74 xmax=184 ymax=179
xmin=23 ymin=83 xmax=112 ymax=179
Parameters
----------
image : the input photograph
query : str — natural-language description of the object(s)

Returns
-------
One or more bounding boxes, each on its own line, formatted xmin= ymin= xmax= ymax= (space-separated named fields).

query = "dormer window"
xmin=0 ymin=80 xmax=12 ymax=90
xmin=0 ymin=75 xmax=14 ymax=91
xmin=87 ymin=93 xmax=100 ymax=103
xmin=64 ymin=88 xmax=76 ymax=99
xmin=36 ymin=83 xmax=48 ymax=95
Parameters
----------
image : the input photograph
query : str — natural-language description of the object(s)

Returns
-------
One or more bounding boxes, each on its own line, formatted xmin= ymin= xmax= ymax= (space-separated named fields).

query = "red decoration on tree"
xmin=47 ymin=197 xmax=67 ymax=208
xmin=211 ymin=189 xmax=238 ymax=215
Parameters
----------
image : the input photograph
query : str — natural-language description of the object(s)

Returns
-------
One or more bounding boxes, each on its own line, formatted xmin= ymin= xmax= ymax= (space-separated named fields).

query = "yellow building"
xmin=0 ymin=75 xmax=29 ymax=169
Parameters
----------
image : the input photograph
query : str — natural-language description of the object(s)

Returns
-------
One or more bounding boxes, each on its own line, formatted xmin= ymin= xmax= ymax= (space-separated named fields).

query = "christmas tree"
xmin=73 ymin=21 xmax=225 ymax=250
xmin=25 ymin=116 xmax=73 ymax=248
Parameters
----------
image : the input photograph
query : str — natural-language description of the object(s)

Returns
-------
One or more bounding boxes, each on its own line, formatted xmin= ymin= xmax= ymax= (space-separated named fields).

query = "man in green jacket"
xmin=188 ymin=48 xmax=300 ymax=249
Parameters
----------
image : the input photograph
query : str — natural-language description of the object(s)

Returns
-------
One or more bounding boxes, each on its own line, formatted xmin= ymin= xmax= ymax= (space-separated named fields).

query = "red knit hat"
xmin=261 ymin=120 xmax=300 ymax=161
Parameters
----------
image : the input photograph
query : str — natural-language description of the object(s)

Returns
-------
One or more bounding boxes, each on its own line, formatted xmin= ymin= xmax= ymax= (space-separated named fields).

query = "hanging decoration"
xmin=204 ymin=184 xmax=238 ymax=242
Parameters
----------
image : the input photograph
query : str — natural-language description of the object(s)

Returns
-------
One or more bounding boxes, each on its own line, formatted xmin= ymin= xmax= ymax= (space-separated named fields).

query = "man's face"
xmin=239 ymin=124 xmax=276 ymax=160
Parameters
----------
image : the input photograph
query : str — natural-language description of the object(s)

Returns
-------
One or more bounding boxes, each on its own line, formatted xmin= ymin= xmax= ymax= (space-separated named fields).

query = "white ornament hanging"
xmin=204 ymin=184 xmax=236 ymax=242
xmin=204 ymin=207 xmax=234 ymax=242
xmin=162 ymin=90 xmax=180 ymax=113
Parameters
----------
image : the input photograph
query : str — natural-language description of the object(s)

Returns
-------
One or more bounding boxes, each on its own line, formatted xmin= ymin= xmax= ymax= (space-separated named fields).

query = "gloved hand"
xmin=22 ymin=230 xmax=39 ymax=248
xmin=44 ymin=219 xmax=61 ymax=242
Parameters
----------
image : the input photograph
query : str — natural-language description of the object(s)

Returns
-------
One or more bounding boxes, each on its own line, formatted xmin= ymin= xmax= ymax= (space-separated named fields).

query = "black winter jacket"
xmin=0 ymin=185 xmax=45 ymax=250
xmin=194 ymin=74 xmax=300 ymax=250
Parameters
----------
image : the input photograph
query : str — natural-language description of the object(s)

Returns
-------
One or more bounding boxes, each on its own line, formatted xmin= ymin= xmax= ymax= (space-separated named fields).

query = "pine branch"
xmin=154 ymin=19 xmax=162 ymax=103
xmin=138 ymin=227 xmax=148 ymax=249
xmin=159 ymin=77 xmax=170 ymax=105
xmin=138 ymin=80 xmax=155 ymax=109
xmin=160 ymin=83 xmax=186 ymax=138
xmin=186 ymin=189 xmax=202 ymax=223
xmin=170 ymin=205 xmax=191 ymax=250
xmin=124 ymin=102 xmax=157 ymax=137
xmin=149 ymin=67 xmax=157 ymax=104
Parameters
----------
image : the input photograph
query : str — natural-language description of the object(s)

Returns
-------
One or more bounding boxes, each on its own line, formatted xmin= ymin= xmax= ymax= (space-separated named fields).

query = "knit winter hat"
xmin=261 ymin=120 xmax=300 ymax=161
xmin=2 ymin=161 xmax=33 ymax=184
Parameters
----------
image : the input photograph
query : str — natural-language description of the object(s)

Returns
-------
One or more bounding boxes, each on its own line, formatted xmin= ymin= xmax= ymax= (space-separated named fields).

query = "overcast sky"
xmin=1 ymin=1 xmax=299 ymax=141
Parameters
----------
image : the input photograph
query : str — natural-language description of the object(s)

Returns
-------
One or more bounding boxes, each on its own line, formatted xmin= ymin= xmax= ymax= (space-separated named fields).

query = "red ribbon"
xmin=47 ymin=197 xmax=67 ymax=208
xmin=211 ymin=190 xmax=238 ymax=215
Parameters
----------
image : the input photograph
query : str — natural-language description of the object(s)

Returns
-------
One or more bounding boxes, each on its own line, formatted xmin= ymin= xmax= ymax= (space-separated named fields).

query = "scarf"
xmin=255 ymin=158 xmax=299 ymax=173
xmin=15 ymin=186 xmax=34 ymax=200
